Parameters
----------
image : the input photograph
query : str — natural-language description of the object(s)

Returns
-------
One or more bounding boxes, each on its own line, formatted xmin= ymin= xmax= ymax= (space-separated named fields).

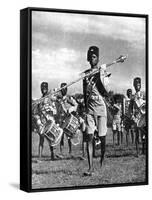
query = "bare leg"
xmin=113 ymin=130 xmax=116 ymax=146
xmin=49 ymin=145 xmax=55 ymax=160
xmin=38 ymin=135 xmax=44 ymax=158
xmin=93 ymin=137 xmax=96 ymax=158
xmin=141 ymin=135 xmax=145 ymax=154
xmin=135 ymin=128 xmax=139 ymax=157
xmin=117 ymin=131 xmax=120 ymax=145
xmin=68 ymin=138 xmax=72 ymax=156
xmin=126 ymin=130 xmax=129 ymax=146
xmin=141 ymin=127 xmax=146 ymax=154
xmin=131 ymin=129 xmax=134 ymax=144
xmin=60 ymin=133 xmax=64 ymax=155
xmin=121 ymin=131 xmax=123 ymax=144
xmin=93 ymin=130 xmax=98 ymax=157
xmin=100 ymin=136 xmax=106 ymax=167
xmin=82 ymin=141 xmax=86 ymax=158
xmin=84 ymin=134 xmax=94 ymax=175
xmin=82 ymin=131 xmax=86 ymax=158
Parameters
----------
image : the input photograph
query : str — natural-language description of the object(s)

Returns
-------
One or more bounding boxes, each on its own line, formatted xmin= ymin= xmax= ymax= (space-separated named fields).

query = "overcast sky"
xmin=32 ymin=11 xmax=146 ymax=99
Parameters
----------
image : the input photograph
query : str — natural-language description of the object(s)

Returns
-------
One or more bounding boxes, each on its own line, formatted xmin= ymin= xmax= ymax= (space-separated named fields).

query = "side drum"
xmin=62 ymin=114 xmax=80 ymax=138
xmin=41 ymin=120 xmax=63 ymax=146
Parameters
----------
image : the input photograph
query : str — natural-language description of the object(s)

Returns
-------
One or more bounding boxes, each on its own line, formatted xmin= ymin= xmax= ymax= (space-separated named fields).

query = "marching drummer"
xmin=130 ymin=77 xmax=146 ymax=156
xmin=75 ymin=95 xmax=87 ymax=159
xmin=56 ymin=82 xmax=78 ymax=157
xmin=83 ymin=46 xmax=110 ymax=176
xmin=33 ymin=82 xmax=57 ymax=160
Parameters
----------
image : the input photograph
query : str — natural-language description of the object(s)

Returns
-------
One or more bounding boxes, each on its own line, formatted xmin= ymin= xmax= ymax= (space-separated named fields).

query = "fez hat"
xmin=87 ymin=46 xmax=99 ymax=61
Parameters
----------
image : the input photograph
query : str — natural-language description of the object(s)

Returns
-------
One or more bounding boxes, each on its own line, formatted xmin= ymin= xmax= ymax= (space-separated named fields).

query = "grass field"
xmin=32 ymin=128 xmax=146 ymax=189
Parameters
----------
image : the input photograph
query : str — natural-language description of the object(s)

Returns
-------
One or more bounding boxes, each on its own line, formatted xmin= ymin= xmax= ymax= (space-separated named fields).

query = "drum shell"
xmin=41 ymin=120 xmax=63 ymax=146
xmin=62 ymin=114 xmax=80 ymax=138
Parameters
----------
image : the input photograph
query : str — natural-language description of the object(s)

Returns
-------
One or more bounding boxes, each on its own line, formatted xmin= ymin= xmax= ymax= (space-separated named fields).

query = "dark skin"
xmin=41 ymin=87 xmax=47 ymax=97
xmin=84 ymin=54 xmax=106 ymax=175
xmin=89 ymin=54 xmax=99 ymax=69
xmin=127 ymin=90 xmax=132 ymax=99
xmin=59 ymin=84 xmax=72 ymax=157
xmin=86 ymin=54 xmax=99 ymax=173
xmin=112 ymin=100 xmax=121 ymax=146
xmin=134 ymin=82 xmax=141 ymax=93
xmin=125 ymin=90 xmax=134 ymax=145
xmin=133 ymin=81 xmax=143 ymax=156
xmin=38 ymin=86 xmax=55 ymax=160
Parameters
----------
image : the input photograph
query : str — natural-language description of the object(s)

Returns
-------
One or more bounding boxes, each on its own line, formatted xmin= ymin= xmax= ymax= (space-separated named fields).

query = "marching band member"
xmin=112 ymin=95 xmax=122 ymax=146
xmin=56 ymin=82 xmax=78 ymax=157
xmin=75 ymin=96 xmax=87 ymax=159
xmin=33 ymin=82 xmax=57 ymax=160
xmin=83 ymin=46 xmax=110 ymax=176
xmin=130 ymin=77 xmax=146 ymax=156
xmin=123 ymin=89 xmax=134 ymax=146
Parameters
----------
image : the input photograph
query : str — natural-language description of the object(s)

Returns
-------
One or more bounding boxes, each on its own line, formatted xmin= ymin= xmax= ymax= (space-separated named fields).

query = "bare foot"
xmin=83 ymin=169 xmax=94 ymax=176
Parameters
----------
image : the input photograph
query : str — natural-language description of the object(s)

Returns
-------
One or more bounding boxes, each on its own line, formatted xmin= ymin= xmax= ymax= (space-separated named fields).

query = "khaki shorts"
xmin=86 ymin=114 xmax=107 ymax=136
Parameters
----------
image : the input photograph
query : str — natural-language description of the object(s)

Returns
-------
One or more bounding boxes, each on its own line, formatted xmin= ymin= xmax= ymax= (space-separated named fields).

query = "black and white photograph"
xmin=30 ymin=8 xmax=148 ymax=190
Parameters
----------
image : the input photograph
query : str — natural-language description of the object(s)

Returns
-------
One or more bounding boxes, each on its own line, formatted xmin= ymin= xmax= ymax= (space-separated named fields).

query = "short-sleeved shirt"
xmin=83 ymin=64 xmax=108 ymax=117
